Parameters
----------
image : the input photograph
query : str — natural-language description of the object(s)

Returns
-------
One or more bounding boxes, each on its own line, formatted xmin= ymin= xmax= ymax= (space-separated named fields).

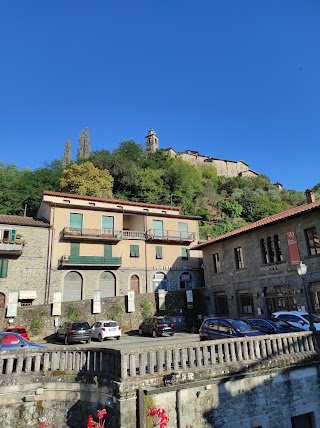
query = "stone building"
xmin=145 ymin=128 xmax=259 ymax=178
xmin=37 ymin=191 xmax=203 ymax=304
xmin=193 ymin=190 xmax=320 ymax=317
xmin=0 ymin=215 xmax=50 ymax=308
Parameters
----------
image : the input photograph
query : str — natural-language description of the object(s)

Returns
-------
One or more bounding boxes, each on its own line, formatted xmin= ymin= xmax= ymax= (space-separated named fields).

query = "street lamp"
xmin=297 ymin=261 xmax=315 ymax=332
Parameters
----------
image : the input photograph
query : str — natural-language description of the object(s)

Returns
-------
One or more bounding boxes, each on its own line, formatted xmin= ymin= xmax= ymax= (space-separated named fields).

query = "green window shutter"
xmin=69 ymin=213 xmax=83 ymax=231
xmin=104 ymin=244 xmax=112 ymax=258
xmin=102 ymin=216 xmax=114 ymax=233
xmin=70 ymin=243 xmax=80 ymax=256
xmin=130 ymin=245 xmax=139 ymax=258
xmin=156 ymin=246 xmax=163 ymax=259
xmin=178 ymin=222 xmax=188 ymax=239
xmin=0 ymin=259 xmax=8 ymax=278
xmin=182 ymin=247 xmax=188 ymax=260
xmin=11 ymin=230 xmax=16 ymax=241
xmin=152 ymin=220 xmax=163 ymax=237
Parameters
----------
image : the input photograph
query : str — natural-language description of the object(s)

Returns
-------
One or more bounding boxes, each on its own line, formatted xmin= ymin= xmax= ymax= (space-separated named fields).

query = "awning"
xmin=19 ymin=290 xmax=37 ymax=300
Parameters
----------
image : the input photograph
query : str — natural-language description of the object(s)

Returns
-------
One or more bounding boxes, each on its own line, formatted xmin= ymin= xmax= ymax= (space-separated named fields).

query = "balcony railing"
xmin=122 ymin=230 xmax=146 ymax=240
xmin=0 ymin=241 xmax=24 ymax=255
xmin=58 ymin=255 xmax=122 ymax=268
xmin=62 ymin=228 xmax=122 ymax=241
xmin=145 ymin=229 xmax=195 ymax=243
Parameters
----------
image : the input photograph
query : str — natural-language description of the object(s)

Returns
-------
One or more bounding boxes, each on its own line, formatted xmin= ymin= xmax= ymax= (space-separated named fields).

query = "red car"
xmin=5 ymin=326 xmax=29 ymax=340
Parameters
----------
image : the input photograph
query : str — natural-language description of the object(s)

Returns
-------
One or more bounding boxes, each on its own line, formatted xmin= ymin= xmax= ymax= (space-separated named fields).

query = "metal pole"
xmin=302 ymin=276 xmax=315 ymax=332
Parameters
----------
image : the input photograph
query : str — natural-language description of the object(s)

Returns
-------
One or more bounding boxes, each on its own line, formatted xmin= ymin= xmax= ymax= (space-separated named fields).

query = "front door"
xmin=130 ymin=275 xmax=139 ymax=294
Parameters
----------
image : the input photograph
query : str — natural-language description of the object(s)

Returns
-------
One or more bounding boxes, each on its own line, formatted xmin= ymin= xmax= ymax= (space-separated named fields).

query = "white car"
xmin=91 ymin=320 xmax=121 ymax=341
xmin=272 ymin=311 xmax=320 ymax=331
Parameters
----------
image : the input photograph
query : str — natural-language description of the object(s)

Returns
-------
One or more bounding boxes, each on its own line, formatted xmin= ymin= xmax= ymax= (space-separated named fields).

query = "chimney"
xmin=305 ymin=189 xmax=315 ymax=204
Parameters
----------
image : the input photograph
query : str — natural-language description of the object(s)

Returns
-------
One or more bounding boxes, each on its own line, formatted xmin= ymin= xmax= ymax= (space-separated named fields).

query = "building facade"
xmin=193 ymin=190 xmax=320 ymax=318
xmin=0 ymin=215 xmax=50 ymax=308
xmin=37 ymin=191 xmax=203 ymax=304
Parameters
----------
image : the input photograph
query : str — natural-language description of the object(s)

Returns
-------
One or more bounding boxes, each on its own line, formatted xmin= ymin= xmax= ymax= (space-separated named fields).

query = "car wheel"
xmin=139 ymin=328 xmax=143 ymax=336
xmin=64 ymin=335 xmax=69 ymax=345
xmin=98 ymin=334 xmax=103 ymax=342
xmin=152 ymin=330 xmax=157 ymax=338
xmin=116 ymin=336 xmax=120 ymax=340
xmin=200 ymin=335 xmax=206 ymax=341
xmin=169 ymin=332 xmax=174 ymax=336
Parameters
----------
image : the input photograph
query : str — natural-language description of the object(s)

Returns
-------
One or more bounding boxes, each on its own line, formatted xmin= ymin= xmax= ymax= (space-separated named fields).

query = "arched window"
xmin=179 ymin=272 xmax=194 ymax=290
xmin=152 ymin=272 xmax=167 ymax=292
xmin=130 ymin=275 xmax=140 ymax=294
xmin=99 ymin=271 xmax=116 ymax=298
xmin=63 ymin=271 xmax=83 ymax=302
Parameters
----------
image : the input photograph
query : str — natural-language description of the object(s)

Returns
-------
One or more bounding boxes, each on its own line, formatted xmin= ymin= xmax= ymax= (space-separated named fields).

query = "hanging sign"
xmin=286 ymin=229 xmax=300 ymax=266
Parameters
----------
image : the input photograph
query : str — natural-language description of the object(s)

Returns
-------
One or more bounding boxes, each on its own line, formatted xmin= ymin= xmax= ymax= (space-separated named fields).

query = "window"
xmin=305 ymin=227 xmax=320 ymax=255
xmin=182 ymin=247 xmax=188 ymax=260
xmin=237 ymin=290 xmax=253 ymax=315
xmin=70 ymin=243 xmax=80 ymax=257
xmin=179 ymin=272 xmax=193 ymax=289
xmin=130 ymin=245 xmax=140 ymax=258
xmin=153 ymin=272 xmax=167 ymax=291
xmin=234 ymin=247 xmax=244 ymax=269
xmin=0 ymin=229 xmax=16 ymax=242
xmin=215 ymin=292 xmax=229 ymax=315
xmin=0 ymin=259 xmax=8 ymax=278
xmin=102 ymin=216 xmax=114 ymax=235
xmin=260 ymin=235 xmax=283 ymax=264
xmin=291 ymin=412 xmax=314 ymax=428
xmin=178 ymin=222 xmax=189 ymax=239
xmin=69 ymin=213 xmax=83 ymax=231
xmin=212 ymin=253 xmax=221 ymax=273
xmin=152 ymin=220 xmax=163 ymax=238
xmin=104 ymin=244 xmax=112 ymax=258
xmin=156 ymin=246 xmax=163 ymax=259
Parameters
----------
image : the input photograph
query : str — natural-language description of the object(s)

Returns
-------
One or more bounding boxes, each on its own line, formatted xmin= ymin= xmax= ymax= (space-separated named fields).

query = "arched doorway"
xmin=99 ymin=271 xmax=116 ymax=297
xmin=63 ymin=271 xmax=83 ymax=302
xmin=0 ymin=292 xmax=5 ymax=308
xmin=130 ymin=275 xmax=140 ymax=294
xmin=152 ymin=272 xmax=168 ymax=292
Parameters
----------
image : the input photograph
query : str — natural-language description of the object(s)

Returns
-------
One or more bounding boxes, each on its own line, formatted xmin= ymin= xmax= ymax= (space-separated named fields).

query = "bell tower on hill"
xmin=145 ymin=129 xmax=159 ymax=153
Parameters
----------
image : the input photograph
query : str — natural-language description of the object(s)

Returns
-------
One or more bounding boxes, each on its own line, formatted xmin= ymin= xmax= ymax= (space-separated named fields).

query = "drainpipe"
xmin=176 ymin=389 xmax=182 ymax=428
xmin=45 ymin=205 xmax=55 ymax=304
xmin=138 ymin=389 xmax=145 ymax=428
xmin=144 ymin=213 xmax=148 ymax=293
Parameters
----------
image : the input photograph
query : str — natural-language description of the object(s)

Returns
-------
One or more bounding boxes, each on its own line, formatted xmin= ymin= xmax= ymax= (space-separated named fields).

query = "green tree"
xmin=59 ymin=161 xmax=114 ymax=197
xmin=62 ymin=140 xmax=72 ymax=166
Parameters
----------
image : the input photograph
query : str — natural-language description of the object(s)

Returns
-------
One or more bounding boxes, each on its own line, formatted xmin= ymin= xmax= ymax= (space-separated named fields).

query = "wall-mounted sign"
xmin=128 ymin=290 xmax=135 ymax=312
xmin=158 ymin=289 xmax=166 ymax=311
xmin=6 ymin=292 xmax=18 ymax=317
xmin=52 ymin=291 xmax=62 ymax=316
xmin=93 ymin=290 xmax=101 ymax=314
xmin=286 ymin=229 xmax=300 ymax=266
xmin=153 ymin=265 xmax=190 ymax=271
xmin=186 ymin=289 xmax=193 ymax=309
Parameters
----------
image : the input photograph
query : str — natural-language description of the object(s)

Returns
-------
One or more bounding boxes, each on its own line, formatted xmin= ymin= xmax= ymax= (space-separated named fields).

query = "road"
xmin=45 ymin=332 xmax=200 ymax=350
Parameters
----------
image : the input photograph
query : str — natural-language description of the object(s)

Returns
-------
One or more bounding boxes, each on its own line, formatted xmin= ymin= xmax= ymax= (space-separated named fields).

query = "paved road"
xmin=45 ymin=332 xmax=200 ymax=350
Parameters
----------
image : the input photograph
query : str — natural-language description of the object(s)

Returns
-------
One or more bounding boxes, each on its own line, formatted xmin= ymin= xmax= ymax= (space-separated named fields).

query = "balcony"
xmin=62 ymin=228 xmax=122 ymax=242
xmin=145 ymin=230 xmax=196 ymax=244
xmin=0 ymin=241 xmax=24 ymax=255
xmin=122 ymin=230 xmax=146 ymax=240
xmin=58 ymin=255 xmax=122 ymax=268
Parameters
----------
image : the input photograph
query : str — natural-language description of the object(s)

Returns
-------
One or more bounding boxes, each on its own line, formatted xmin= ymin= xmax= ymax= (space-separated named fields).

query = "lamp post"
xmin=297 ymin=261 xmax=315 ymax=332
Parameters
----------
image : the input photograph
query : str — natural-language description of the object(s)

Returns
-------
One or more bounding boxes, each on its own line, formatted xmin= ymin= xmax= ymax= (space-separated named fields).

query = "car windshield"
xmin=229 ymin=319 xmax=254 ymax=332
xmin=303 ymin=314 xmax=320 ymax=324
xmin=157 ymin=318 xmax=171 ymax=324
xmin=272 ymin=319 xmax=295 ymax=329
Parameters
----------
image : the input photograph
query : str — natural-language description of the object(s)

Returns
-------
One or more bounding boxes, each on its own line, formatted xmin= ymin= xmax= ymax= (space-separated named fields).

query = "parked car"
xmin=91 ymin=320 xmax=121 ymax=341
xmin=272 ymin=311 xmax=320 ymax=331
xmin=138 ymin=316 xmax=175 ymax=338
xmin=199 ymin=317 xmax=265 ymax=341
xmin=5 ymin=325 xmax=29 ymax=340
xmin=0 ymin=332 xmax=45 ymax=350
xmin=56 ymin=321 xmax=91 ymax=345
xmin=245 ymin=317 xmax=304 ymax=334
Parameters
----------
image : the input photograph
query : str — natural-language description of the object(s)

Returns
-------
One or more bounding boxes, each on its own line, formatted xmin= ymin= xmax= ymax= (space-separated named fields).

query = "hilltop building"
xmin=145 ymin=128 xmax=259 ymax=178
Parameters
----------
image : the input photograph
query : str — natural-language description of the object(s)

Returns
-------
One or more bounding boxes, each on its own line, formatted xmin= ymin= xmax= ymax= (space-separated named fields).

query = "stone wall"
xmin=0 ymin=288 xmax=213 ymax=339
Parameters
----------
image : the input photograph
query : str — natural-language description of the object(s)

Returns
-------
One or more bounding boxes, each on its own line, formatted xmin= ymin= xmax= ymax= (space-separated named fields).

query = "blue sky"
xmin=1 ymin=1 xmax=319 ymax=192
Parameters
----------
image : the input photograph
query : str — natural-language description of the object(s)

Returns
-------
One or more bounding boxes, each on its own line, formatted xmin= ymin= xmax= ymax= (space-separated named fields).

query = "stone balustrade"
xmin=0 ymin=332 xmax=319 ymax=382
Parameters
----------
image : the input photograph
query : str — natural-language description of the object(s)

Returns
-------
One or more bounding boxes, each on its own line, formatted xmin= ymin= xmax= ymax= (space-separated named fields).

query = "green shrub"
xmin=66 ymin=305 xmax=81 ymax=321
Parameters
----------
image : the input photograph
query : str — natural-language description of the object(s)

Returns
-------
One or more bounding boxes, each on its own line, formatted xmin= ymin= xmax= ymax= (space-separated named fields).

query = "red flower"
xmin=87 ymin=414 xmax=94 ymax=428
xmin=97 ymin=408 xmax=107 ymax=420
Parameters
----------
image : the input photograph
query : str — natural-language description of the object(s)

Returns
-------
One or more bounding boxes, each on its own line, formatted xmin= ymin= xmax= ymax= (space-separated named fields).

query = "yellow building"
xmin=37 ymin=191 xmax=203 ymax=303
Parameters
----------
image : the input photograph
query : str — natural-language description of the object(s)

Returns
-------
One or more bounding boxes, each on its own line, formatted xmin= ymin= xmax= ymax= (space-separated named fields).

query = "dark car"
xmin=0 ymin=332 xmax=44 ymax=350
xmin=245 ymin=317 xmax=304 ymax=334
xmin=56 ymin=321 xmax=91 ymax=345
xmin=138 ymin=316 xmax=175 ymax=338
xmin=199 ymin=317 xmax=264 ymax=341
